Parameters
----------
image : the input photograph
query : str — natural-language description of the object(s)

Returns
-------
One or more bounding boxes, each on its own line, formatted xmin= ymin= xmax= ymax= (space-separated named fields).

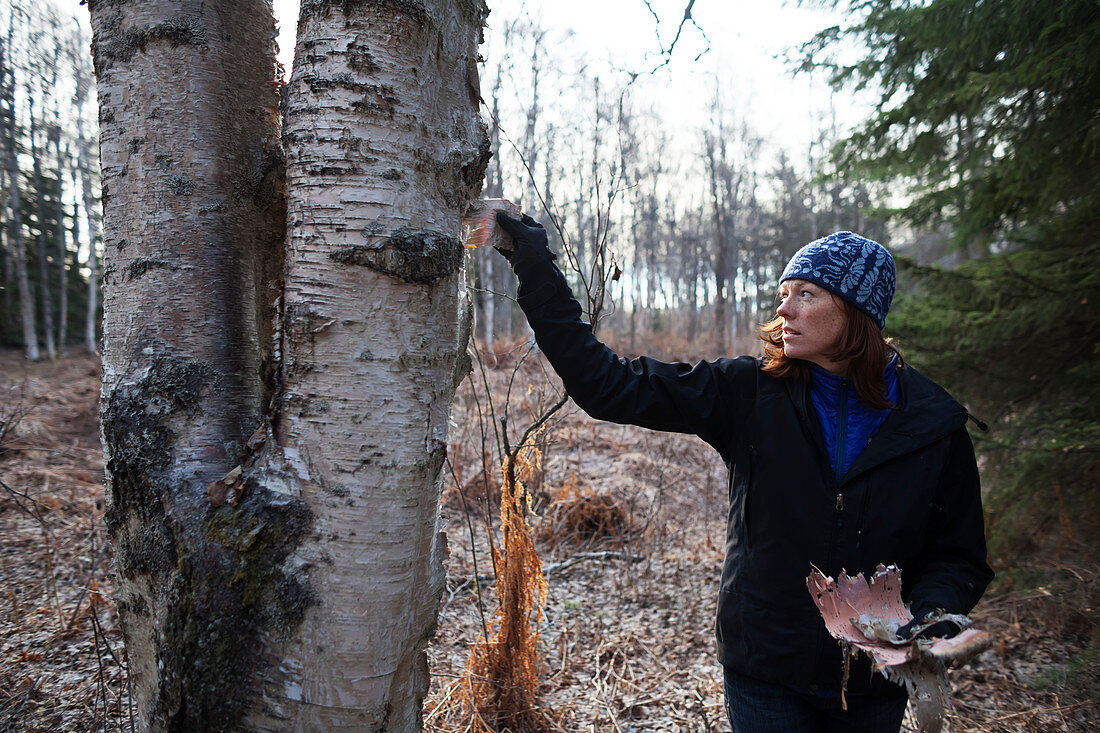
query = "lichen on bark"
xmin=415 ymin=134 xmax=492 ymax=209
xmin=299 ymin=0 xmax=432 ymax=27
xmin=154 ymin=486 xmax=315 ymax=730
xmin=90 ymin=13 xmax=208 ymax=75
xmin=102 ymin=354 xmax=316 ymax=730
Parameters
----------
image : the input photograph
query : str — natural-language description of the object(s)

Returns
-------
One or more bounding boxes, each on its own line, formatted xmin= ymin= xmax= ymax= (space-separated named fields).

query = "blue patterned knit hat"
xmin=780 ymin=231 xmax=896 ymax=329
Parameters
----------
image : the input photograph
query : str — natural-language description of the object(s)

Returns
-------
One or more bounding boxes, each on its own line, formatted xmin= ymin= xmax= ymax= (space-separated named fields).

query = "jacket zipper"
xmin=834 ymin=378 xmax=849 ymax=480
xmin=743 ymin=444 xmax=758 ymax=550
xmin=855 ymin=484 xmax=871 ymax=550
xmin=821 ymin=386 xmax=849 ymax=690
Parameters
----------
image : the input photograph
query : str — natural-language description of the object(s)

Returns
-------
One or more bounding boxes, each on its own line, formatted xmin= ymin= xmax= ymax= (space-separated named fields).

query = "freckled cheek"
xmin=828 ymin=314 xmax=846 ymax=341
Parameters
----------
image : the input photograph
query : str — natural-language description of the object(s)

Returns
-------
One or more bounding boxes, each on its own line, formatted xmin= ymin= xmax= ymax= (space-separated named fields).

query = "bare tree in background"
xmin=70 ymin=18 xmax=100 ymax=354
xmin=0 ymin=3 xmax=36 ymax=360
xmin=28 ymin=100 xmax=57 ymax=360
xmin=0 ymin=0 xmax=100 ymax=358
xmin=703 ymin=118 xmax=741 ymax=355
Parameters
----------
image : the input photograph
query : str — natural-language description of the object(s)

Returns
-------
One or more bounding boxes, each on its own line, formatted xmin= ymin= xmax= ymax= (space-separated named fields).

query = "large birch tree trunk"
xmin=252 ymin=2 xmax=488 ymax=728
xmin=89 ymin=0 xmax=287 ymax=728
xmin=89 ymin=0 xmax=488 ymax=729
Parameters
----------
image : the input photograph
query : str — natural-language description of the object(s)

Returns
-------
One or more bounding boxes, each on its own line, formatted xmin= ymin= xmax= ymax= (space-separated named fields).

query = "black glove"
xmin=897 ymin=605 xmax=962 ymax=641
xmin=494 ymin=212 xmax=556 ymax=269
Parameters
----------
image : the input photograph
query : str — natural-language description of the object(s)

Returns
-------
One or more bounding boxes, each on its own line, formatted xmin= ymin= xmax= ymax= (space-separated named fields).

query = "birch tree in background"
xmin=87 ymin=0 xmax=487 ymax=729
xmin=28 ymin=103 xmax=57 ymax=360
xmin=0 ymin=0 xmax=100 ymax=357
xmin=70 ymin=18 xmax=100 ymax=354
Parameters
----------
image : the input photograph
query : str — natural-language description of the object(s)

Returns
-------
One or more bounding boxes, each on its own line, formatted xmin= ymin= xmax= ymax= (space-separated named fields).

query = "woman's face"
xmin=776 ymin=279 xmax=849 ymax=375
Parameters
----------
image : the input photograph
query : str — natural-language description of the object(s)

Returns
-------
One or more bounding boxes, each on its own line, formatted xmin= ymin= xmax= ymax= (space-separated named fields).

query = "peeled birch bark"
xmin=250 ymin=1 xmax=489 ymax=728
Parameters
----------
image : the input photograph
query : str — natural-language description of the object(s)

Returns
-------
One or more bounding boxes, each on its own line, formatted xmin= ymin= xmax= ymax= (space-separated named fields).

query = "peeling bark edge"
xmin=124 ymin=258 xmax=180 ymax=281
xmin=329 ymin=227 xmax=463 ymax=283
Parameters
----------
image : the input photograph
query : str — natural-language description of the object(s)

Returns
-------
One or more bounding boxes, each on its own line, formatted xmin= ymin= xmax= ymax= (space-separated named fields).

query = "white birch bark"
xmin=53 ymin=134 xmax=68 ymax=350
xmin=89 ymin=0 xmax=287 ymax=729
xmin=251 ymin=1 xmax=488 ymax=728
xmin=480 ymin=88 xmax=504 ymax=355
xmin=45 ymin=36 xmax=68 ymax=350
xmin=73 ymin=26 xmax=100 ymax=355
xmin=29 ymin=105 xmax=57 ymax=361
xmin=90 ymin=0 xmax=489 ymax=729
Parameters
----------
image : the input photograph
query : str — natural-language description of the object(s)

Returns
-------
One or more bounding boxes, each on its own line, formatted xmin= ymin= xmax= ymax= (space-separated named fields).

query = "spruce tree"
xmin=803 ymin=0 xmax=1100 ymax=560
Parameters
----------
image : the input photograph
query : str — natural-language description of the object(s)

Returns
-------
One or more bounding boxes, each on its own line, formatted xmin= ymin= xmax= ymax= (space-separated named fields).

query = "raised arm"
xmin=494 ymin=213 xmax=754 ymax=457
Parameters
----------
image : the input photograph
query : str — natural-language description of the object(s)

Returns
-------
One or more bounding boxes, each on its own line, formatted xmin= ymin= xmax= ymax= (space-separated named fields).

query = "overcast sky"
xmin=270 ymin=0 xmax=867 ymax=164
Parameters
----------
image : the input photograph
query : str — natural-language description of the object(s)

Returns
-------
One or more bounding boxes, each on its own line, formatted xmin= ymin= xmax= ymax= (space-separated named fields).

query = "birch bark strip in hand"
xmin=463 ymin=198 xmax=521 ymax=250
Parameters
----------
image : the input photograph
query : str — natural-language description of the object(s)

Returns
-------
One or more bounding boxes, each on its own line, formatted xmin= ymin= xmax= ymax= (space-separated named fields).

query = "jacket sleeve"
xmin=512 ymin=257 xmax=753 ymax=457
xmin=906 ymin=427 xmax=995 ymax=616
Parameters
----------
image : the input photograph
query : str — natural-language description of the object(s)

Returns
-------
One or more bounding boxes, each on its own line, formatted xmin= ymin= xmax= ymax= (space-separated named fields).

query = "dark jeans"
xmin=723 ymin=667 xmax=909 ymax=733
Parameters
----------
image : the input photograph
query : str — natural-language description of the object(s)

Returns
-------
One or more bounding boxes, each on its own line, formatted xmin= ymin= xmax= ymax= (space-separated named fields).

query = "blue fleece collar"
xmin=809 ymin=356 xmax=900 ymax=480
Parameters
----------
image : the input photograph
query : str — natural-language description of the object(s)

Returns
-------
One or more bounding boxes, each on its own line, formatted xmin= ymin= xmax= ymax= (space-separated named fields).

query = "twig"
xmin=629 ymin=0 xmax=710 ymax=82
xmin=89 ymin=598 xmax=132 ymax=732
xmin=445 ymin=455 xmax=490 ymax=641
xmin=466 ymin=349 xmax=501 ymax=580
xmin=545 ymin=551 xmax=644 ymax=576
xmin=980 ymin=701 xmax=1090 ymax=724
xmin=448 ymin=551 xmax=643 ymax=588
xmin=692 ymin=689 xmax=711 ymax=731
xmin=89 ymin=597 xmax=110 ymax=728
xmin=13 ymin=676 xmax=41 ymax=721
xmin=66 ymin=515 xmax=107 ymax=630
xmin=0 ymin=476 xmax=65 ymax=628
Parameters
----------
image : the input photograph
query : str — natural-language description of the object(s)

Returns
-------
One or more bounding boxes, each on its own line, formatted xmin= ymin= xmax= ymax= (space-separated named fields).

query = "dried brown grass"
xmin=0 ymin=350 xmax=127 ymax=732
xmin=600 ymin=323 xmax=762 ymax=364
xmin=537 ymin=474 xmax=633 ymax=551
xmin=476 ymin=335 xmax=532 ymax=372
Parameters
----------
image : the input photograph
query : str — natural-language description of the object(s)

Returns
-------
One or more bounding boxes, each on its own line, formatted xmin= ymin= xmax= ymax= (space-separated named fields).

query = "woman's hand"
xmin=897 ymin=606 xmax=962 ymax=640
xmin=494 ymin=212 xmax=556 ymax=269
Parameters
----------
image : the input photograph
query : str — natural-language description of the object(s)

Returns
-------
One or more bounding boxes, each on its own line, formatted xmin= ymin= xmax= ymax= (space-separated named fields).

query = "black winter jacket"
xmin=513 ymin=256 xmax=994 ymax=694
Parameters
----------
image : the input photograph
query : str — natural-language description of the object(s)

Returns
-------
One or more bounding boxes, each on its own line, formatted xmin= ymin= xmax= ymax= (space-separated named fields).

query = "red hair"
xmin=759 ymin=298 xmax=902 ymax=410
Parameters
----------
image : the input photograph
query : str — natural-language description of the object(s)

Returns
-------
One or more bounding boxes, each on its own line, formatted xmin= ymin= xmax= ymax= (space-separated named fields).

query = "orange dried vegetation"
xmin=539 ymin=474 xmax=631 ymax=550
xmin=463 ymin=433 xmax=551 ymax=732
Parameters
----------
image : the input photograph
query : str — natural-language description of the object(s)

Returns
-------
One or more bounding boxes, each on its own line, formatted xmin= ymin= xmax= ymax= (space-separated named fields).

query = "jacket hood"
xmin=784 ymin=364 xmax=968 ymax=486
xmin=844 ymin=365 xmax=968 ymax=482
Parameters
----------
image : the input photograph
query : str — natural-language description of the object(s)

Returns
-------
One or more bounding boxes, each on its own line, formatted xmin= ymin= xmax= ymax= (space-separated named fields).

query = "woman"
xmin=493 ymin=213 xmax=993 ymax=733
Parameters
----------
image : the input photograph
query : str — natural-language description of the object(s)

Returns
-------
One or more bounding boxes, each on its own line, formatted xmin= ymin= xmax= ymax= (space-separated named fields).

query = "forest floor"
xmin=0 ymin=347 xmax=1096 ymax=732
